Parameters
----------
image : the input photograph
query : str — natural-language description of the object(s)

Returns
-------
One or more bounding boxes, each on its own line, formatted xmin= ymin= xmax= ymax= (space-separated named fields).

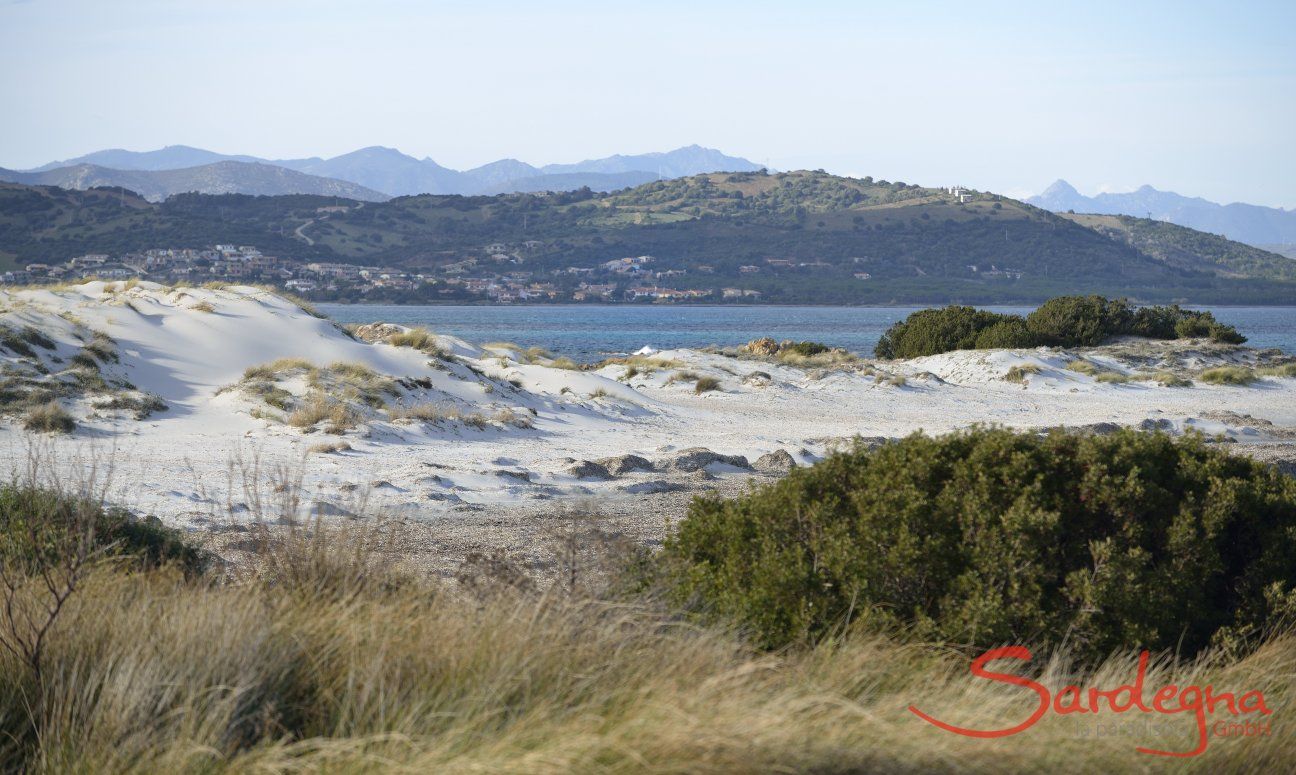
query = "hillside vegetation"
xmin=3 ymin=170 xmax=1295 ymax=303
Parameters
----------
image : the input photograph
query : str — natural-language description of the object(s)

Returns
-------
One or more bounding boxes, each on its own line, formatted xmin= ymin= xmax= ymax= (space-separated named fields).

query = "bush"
xmin=0 ymin=483 xmax=206 ymax=575
xmin=875 ymin=306 xmax=1020 ymax=359
xmin=780 ymin=341 xmax=831 ymax=357
xmin=972 ymin=318 xmax=1035 ymax=349
xmin=876 ymin=297 xmax=1248 ymax=358
xmin=1209 ymin=322 xmax=1247 ymax=344
xmin=1024 ymin=295 xmax=1132 ymax=347
xmin=660 ymin=428 xmax=1296 ymax=661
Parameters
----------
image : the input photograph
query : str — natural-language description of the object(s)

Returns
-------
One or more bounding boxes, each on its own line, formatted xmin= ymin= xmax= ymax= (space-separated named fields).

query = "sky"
xmin=1 ymin=0 xmax=1293 ymax=208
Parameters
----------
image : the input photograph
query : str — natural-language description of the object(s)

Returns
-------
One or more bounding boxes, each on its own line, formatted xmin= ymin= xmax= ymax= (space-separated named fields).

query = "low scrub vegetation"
xmin=875 ymin=295 xmax=1247 ymax=359
xmin=660 ymin=427 xmax=1296 ymax=662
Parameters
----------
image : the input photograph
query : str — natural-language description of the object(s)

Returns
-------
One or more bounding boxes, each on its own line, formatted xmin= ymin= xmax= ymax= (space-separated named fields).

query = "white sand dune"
xmin=2 ymin=282 xmax=1294 ymax=528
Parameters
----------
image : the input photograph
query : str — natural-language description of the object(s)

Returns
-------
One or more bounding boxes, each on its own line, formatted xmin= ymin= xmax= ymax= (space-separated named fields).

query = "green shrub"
xmin=874 ymin=306 xmax=1020 ymax=359
xmin=1209 ymin=322 xmax=1247 ymax=344
xmin=660 ymin=428 xmax=1296 ymax=661
xmin=972 ymin=318 xmax=1035 ymax=349
xmin=876 ymin=297 xmax=1248 ymax=359
xmin=0 ymin=484 xmax=207 ymax=576
xmin=780 ymin=341 xmax=831 ymax=357
xmin=1024 ymin=295 xmax=1132 ymax=347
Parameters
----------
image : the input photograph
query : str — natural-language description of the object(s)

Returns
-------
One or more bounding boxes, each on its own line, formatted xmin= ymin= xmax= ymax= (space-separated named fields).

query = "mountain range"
xmin=0 ymin=162 xmax=389 ymax=203
xmin=1028 ymin=180 xmax=1296 ymax=250
xmin=6 ymin=145 xmax=763 ymax=200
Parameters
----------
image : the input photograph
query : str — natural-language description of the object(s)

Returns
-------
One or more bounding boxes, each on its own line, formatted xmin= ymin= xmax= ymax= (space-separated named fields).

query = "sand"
xmin=3 ymin=281 xmax=1294 ymax=576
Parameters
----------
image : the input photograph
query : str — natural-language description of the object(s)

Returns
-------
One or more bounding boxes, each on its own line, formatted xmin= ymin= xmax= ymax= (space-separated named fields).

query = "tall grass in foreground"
xmin=0 ymin=534 xmax=1290 ymax=772
xmin=0 ymin=448 xmax=1292 ymax=773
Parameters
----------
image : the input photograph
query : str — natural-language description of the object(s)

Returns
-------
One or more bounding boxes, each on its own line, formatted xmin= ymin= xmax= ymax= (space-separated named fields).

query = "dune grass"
xmin=1200 ymin=366 xmax=1257 ymax=385
xmin=1003 ymin=364 xmax=1043 ymax=383
xmin=1257 ymin=363 xmax=1296 ymax=378
xmin=386 ymin=327 xmax=449 ymax=357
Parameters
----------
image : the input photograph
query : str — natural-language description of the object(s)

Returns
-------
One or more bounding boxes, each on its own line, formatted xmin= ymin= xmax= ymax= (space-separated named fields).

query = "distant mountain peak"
xmin=1028 ymin=180 xmax=1296 ymax=247
xmin=1042 ymin=179 xmax=1079 ymax=195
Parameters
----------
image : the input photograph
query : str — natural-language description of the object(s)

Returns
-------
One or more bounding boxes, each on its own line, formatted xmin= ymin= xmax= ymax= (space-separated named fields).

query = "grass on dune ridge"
xmin=0 ymin=447 xmax=1292 ymax=772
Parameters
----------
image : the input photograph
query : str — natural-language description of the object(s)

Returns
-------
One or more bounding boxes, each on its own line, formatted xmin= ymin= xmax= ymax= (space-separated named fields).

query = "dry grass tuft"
xmin=22 ymin=401 xmax=75 ymax=433
xmin=288 ymin=395 xmax=358 ymax=430
xmin=306 ymin=440 xmax=351 ymax=455
xmin=1003 ymin=364 xmax=1043 ymax=383
xmin=694 ymin=376 xmax=721 ymax=394
xmin=386 ymin=327 xmax=448 ymax=356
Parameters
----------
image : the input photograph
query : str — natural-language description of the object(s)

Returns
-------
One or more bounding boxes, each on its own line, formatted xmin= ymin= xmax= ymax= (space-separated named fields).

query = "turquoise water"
xmin=320 ymin=304 xmax=1296 ymax=362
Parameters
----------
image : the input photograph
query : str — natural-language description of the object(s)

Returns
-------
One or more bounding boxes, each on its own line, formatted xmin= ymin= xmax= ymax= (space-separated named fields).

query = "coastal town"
xmin=0 ymin=244 xmax=771 ymax=303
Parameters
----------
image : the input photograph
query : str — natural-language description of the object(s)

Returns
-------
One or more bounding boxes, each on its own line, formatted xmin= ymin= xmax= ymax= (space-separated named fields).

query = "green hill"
xmin=2 ymin=171 xmax=1294 ymax=304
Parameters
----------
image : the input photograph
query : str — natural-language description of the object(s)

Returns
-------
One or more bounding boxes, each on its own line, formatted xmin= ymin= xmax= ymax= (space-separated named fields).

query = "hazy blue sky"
xmin=2 ymin=0 xmax=1293 ymax=207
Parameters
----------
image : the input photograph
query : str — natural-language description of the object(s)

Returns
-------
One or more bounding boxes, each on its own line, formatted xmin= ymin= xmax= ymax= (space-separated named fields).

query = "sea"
xmin=319 ymin=304 xmax=1296 ymax=363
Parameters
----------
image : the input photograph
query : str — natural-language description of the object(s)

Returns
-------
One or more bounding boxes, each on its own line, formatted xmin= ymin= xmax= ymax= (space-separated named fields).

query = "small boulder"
xmin=596 ymin=454 xmax=656 ymax=475
xmin=741 ymin=337 xmax=780 ymax=357
xmin=619 ymin=480 xmax=687 ymax=495
xmin=565 ymin=460 xmax=613 ymax=480
xmin=670 ymin=447 xmax=751 ymax=472
xmin=352 ymin=322 xmax=407 ymax=343
xmin=754 ymin=449 xmax=797 ymax=472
